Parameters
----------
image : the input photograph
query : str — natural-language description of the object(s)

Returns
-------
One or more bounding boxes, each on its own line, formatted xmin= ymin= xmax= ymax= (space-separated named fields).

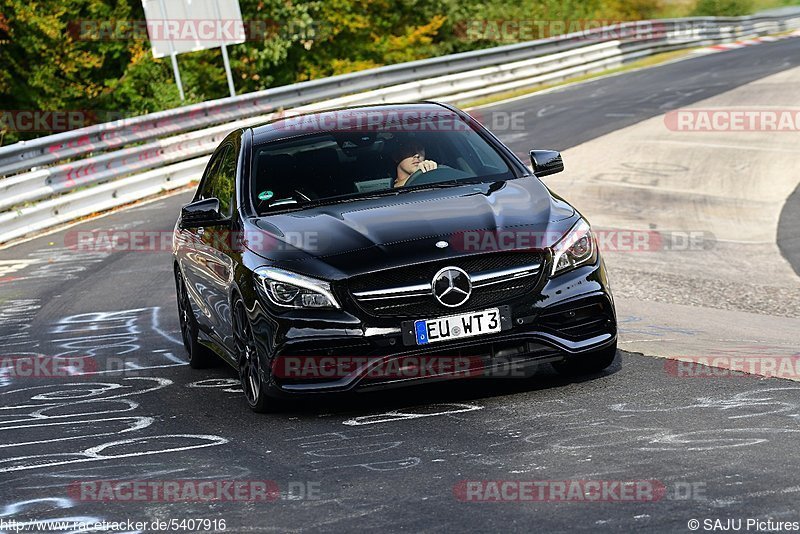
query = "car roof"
xmin=249 ymin=102 xmax=460 ymax=145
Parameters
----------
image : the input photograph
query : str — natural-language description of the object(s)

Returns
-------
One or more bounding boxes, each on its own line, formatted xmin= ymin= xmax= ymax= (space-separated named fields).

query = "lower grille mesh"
xmin=536 ymin=298 xmax=614 ymax=340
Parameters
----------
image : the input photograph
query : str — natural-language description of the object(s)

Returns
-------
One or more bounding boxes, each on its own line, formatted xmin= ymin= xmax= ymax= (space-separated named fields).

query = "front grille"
xmin=348 ymin=252 xmax=543 ymax=318
xmin=537 ymin=298 xmax=615 ymax=341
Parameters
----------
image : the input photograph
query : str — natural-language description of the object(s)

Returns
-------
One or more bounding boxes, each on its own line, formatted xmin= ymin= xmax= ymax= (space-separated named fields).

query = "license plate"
xmin=414 ymin=308 xmax=502 ymax=345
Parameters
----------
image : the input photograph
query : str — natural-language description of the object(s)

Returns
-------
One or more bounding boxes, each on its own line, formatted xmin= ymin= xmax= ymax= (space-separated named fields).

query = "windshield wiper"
xmin=394 ymin=179 xmax=486 ymax=194
xmin=293 ymin=190 xmax=402 ymax=209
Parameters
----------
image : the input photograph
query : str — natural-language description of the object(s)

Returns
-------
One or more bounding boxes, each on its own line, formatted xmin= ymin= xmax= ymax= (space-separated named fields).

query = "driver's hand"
xmin=418 ymin=160 xmax=438 ymax=173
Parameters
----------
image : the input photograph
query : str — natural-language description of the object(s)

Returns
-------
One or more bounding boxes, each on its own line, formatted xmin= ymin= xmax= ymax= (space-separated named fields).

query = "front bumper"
xmin=253 ymin=258 xmax=616 ymax=396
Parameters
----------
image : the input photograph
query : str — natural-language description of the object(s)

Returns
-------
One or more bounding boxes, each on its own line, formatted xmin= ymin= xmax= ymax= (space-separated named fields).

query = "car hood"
xmin=245 ymin=177 xmax=578 ymax=278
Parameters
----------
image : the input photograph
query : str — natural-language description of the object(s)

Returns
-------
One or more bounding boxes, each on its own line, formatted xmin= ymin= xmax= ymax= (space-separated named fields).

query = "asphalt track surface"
xmin=1 ymin=38 xmax=799 ymax=533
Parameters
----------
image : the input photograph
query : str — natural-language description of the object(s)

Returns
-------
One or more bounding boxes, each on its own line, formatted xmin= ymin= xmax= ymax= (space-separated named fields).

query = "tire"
xmin=552 ymin=341 xmax=617 ymax=376
xmin=232 ymin=299 xmax=276 ymax=413
xmin=175 ymin=268 xmax=217 ymax=369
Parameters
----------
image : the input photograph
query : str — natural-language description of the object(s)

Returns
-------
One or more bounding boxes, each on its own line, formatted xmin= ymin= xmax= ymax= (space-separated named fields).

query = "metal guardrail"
xmin=0 ymin=157 xmax=210 ymax=243
xmin=1 ymin=13 xmax=799 ymax=245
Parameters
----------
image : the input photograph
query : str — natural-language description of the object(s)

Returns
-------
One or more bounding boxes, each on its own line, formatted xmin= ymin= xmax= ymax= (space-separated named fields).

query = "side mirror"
xmin=530 ymin=149 xmax=564 ymax=177
xmin=180 ymin=198 xmax=227 ymax=228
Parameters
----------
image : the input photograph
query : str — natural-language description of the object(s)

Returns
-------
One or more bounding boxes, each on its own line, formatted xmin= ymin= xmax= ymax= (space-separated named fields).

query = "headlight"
xmin=551 ymin=219 xmax=596 ymax=276
xmin=254 ymin=267 xmax=340 ymax=309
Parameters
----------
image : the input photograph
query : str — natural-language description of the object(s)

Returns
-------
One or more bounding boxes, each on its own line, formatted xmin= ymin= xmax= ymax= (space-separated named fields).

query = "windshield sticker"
xmin=258 ymin=190 xmax=274 ymax=201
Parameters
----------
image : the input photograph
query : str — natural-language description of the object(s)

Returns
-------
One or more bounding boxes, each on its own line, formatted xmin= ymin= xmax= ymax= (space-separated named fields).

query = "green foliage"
xmin=1 ymin=0 xmax=795 ymax=144
xmin=1 ymin=0 xmax=132 ymax=139
xmin=691 ymin=0 xmax=754 ymax=15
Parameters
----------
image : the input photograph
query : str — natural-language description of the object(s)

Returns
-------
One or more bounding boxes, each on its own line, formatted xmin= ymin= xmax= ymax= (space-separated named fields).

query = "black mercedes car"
xmin=173 ymin=102 xmax=617 ymax=412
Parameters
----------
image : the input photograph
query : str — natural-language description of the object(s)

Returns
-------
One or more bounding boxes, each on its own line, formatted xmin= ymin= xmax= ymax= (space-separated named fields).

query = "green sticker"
xmin=258 ymin=190 xmax=274 ymax=201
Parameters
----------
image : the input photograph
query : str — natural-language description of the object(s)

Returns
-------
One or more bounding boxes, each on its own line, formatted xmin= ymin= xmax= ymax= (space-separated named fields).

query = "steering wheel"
xmin=404 ymin=167 xmax=447 ymax=186
xmin=403 ymin=166 xmax=469 ymax=186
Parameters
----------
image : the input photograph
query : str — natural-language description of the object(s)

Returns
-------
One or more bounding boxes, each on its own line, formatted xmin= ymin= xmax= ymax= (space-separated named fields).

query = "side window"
xmin=197 ymin=144 xmax=237 ymax=218
xmin=197 ymin=149 xmax=225 ymax=201
xmin=214 ymin=145 xmax=237 ymax=218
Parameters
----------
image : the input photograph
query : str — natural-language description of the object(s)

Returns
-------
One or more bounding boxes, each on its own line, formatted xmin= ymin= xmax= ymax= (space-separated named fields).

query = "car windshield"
xmin=250 ymin=109 xmax=516 ymax=213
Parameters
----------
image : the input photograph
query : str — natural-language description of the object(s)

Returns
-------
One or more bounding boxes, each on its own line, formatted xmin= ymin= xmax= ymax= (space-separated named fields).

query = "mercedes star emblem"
xmin=432 ymin=267 xmax=472 ymax=307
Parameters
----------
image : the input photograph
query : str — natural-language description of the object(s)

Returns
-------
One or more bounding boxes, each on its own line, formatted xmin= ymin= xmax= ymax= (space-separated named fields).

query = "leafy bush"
xmin=691 ymin=0 xmax=754 ymax=16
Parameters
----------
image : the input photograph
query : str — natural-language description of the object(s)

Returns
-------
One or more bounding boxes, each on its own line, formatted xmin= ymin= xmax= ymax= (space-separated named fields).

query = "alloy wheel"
xmin=234 ymin=301 xmax=262 ymax=407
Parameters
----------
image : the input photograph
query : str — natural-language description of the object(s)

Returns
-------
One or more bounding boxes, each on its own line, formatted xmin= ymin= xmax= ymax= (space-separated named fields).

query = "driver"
xmin=391 ymin=141 xmax=438 ymax=188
